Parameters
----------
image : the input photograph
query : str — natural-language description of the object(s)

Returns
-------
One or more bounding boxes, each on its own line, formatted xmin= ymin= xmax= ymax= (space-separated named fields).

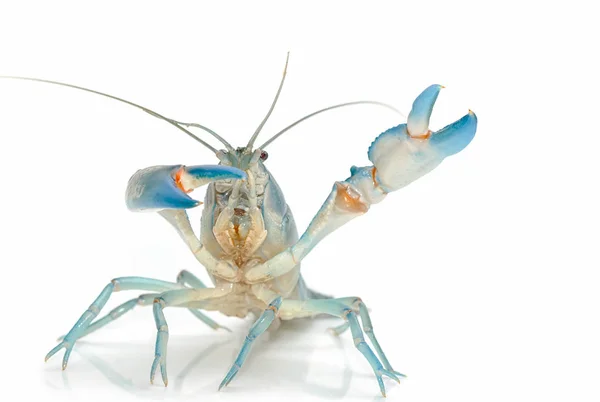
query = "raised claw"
xmin=368 ymin=85 xmax=477 ymax=192
xmin=45 ymin=341 xmax=73 ymax=370
xmin=407 ymin=84 xmax=443 ymax=138
xmin=125 ymin=164 xmax=246 ymax=212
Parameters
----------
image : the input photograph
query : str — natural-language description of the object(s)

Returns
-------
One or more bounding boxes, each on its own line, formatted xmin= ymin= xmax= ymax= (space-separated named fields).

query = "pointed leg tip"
xmin=45 ymin=345 xmax=61 ymax=362
xmin=381 ymin=369 xmax=402 ymax=384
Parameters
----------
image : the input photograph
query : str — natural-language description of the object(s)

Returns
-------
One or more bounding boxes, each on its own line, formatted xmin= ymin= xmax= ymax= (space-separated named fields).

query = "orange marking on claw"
xmin=175 ymin=167 xmax=193 ymax=193
xmin=371 ymin=167 xmax=379 ymax=188
xmin=335 ymin=183 xmax=368 ymax=213
xmin=409 ymin=130 xmax=432 ymax=140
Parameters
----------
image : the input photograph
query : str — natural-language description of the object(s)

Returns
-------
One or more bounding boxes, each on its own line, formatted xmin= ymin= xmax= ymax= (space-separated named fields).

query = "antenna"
xmin=0 ymin=75 xmax=231 ymax=153
xmin=246 ymin=52 xmax=290 ymax=149
xmin=259 ymin=101 xmax=404 ymax=149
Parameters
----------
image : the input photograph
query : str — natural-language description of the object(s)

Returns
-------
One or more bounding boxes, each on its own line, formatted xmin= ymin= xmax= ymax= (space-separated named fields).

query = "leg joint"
xmin=87 ymin=305 xmax=100 ymax=315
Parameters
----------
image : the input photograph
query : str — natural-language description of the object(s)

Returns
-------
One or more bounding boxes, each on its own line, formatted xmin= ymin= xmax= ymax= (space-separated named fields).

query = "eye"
xmin=259 ymin=150 xmax=268 ymax=161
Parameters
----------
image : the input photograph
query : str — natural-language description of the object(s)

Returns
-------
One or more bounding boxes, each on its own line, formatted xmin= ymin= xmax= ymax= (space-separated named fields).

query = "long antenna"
xmin=246 ymin=52 xmax=290 ymax=149
xmin=0 ymin=75 xmax=229 ymax=153
xmin=258 ymin=101 xmax=405 ymax=149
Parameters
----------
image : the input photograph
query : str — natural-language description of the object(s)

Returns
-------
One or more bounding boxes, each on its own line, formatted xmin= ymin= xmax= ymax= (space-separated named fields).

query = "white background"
xmin=0 ymin=1 xmax=598 ymax=401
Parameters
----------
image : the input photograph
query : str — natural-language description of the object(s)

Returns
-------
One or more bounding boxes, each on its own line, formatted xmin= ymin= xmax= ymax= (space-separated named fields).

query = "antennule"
xmin=168 ymin=119 xmax=235 ymax=152
xmin=246 ymin=52 xmax=290 ymax=149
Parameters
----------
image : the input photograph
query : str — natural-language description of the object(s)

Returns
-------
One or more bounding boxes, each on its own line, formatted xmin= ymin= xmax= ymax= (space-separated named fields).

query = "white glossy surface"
xmin=1 ymin=1 xmax=599 ymax=402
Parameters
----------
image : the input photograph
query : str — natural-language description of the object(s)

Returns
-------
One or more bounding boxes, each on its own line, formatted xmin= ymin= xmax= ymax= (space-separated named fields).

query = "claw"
xmin=429 ymin=109 xmax=478 ymax=156
xmin=368 ymin=85 xmax=477 ymax=192
xmin=125 ymin=164 xmax=246 ymax=212
xmin=218 ymin=364 xmax=240 ymax=391
xmin=380 ymin=368 xmax=402 ymax=384
xmin=45 ymin=341 xmax=73 ymax=370
xmin=150 ymin=355 xmax=168 ymax=386
xmin=407 ymin=84 xmax=443 ymax=138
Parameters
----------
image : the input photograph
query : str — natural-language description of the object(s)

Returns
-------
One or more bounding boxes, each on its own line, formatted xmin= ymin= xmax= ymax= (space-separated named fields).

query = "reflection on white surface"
xmin=5 ymin=2 xmax=600 ymax=401
xmin=42 ymin=317 xmax=397 ymax=401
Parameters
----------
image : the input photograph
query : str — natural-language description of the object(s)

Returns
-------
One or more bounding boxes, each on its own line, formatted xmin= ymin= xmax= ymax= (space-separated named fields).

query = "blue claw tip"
xmin=430 ymin=110 xmax=478 ymax=156
xmin=125 ymin=164 xmax=247 ymax=212
xmin=125 ymin=165 xmax=199 ymax=211
xmin=408 ymin=84 xmax=443 ymax=136
xmin=186 ymin=165 xmax=247 ymax=181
